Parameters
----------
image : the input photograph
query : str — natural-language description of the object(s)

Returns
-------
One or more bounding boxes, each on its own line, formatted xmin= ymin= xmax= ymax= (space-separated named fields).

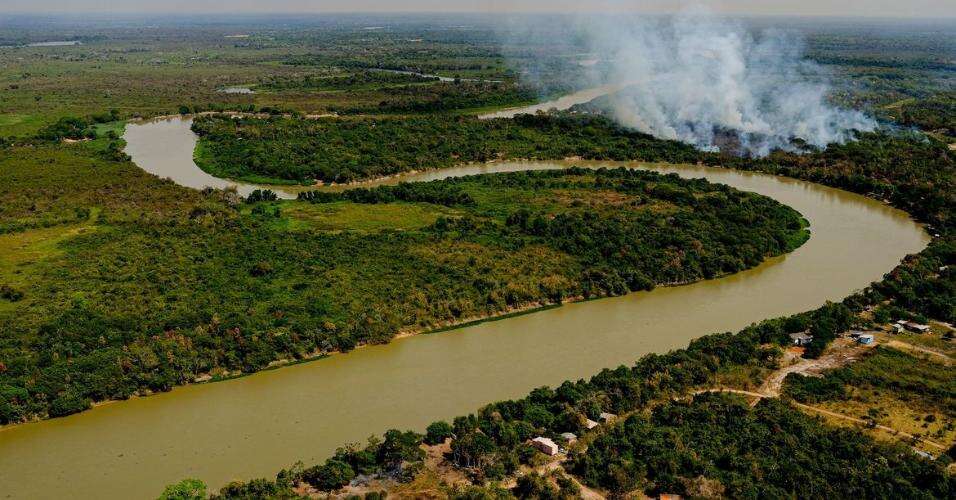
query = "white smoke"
xmin=577 ymin=8 xmax=876 ymax=156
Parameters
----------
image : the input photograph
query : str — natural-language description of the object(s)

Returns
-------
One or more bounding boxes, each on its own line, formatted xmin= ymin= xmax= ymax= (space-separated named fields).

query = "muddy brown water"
xmin=0 ymin=115 xmax=929 ymax=500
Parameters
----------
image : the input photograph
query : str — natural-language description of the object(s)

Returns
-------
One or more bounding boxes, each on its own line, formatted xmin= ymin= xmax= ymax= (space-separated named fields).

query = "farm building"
xmin=585 ymin=419 xmax=599 ymax=430
xmin=896 ymin=320 xmax=931 ymax=333
xmin=560 ymin=432 xmax=577 ymax=444
xmin=599 ymin=412 xmax=617 ymax=424
xmin=789 ymin=332 xmax=813 ymax=346
xmin=857 ymin=334 xmax=875 ymax=345
xmin=530 ymin=437 xmax=560 ymax=456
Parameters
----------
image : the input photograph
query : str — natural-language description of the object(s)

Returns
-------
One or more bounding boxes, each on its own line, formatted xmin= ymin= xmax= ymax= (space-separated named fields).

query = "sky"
xmin=2 ymin=1 xmax=955 ymax=18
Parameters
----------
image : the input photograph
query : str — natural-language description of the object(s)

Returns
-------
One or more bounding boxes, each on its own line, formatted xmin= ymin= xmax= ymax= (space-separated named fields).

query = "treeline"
xmin=297 ymin=182 xmax=475 ymax=207
xmin=212 ymin=429 xmax=425 ymax=498
xmin=328 ymin=81 xmax=537 ymax=115
xmin=813 ymin=54 xmax=956 ymax=72
xmin=284 ymin=47 xmax=505 ymax=75
xmin=259 ymin=70 xmax=438 ymax=91
xmin=190 ymin=112 xmax=702 ymax=184
xmin=36 ymin=109 xmax=119 ymax=141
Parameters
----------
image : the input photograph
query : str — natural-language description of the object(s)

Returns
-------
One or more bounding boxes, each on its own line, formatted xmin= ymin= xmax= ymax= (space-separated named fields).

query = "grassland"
xmin=783 ymin=346 xmax=956 ymax=452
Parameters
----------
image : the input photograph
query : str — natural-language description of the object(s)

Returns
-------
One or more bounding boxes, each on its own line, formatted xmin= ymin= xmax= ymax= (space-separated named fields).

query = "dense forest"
xmin=0 ymin=149 xmax=807 ymax=424
xmin=190 ymin=113 xmax=702 ymax=184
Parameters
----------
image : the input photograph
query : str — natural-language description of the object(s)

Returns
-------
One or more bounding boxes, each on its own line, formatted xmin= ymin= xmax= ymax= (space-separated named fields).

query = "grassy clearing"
xmin=0 ymin=216 xmax=98 ymax=314
xmin=0 ymin=114 xmax=27 ymax=127
xmin=816 ymin=389 xmax=956 ymax=451
xmin=276 ymin=200 xmax=459 ymax=232
xmin=891 ymin=331 xmax=956 ymax=357
xmin=784 ymin=346 xmax=955 ymax=453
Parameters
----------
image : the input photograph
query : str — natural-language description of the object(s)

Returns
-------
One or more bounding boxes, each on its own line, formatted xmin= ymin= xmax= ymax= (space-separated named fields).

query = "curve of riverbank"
xmin=0 ymin=115 xmax=930 ymax=499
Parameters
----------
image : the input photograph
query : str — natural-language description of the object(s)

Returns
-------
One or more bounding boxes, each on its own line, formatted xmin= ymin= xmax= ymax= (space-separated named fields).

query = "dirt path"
xmin=792 ymin=402 xmax=948 ymax=451
xmin=758 ymin=338 xmax=868 ymax=396
xmin=884 ymin=340 xmax=952 ymax=365
xmin=695 ymin=388 xmax=948 ymax=451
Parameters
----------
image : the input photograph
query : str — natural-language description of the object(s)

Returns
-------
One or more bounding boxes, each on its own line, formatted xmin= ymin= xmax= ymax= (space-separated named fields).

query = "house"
xmin=789 ymin=332 xmax=813 ymax=346
xmin=914 ymin=449 xmax=935 ymax=460
xmin=857 ymin=334 xmax=875 ymax=345
xmin=892 ymin=323 xmax=906 ymax=334
xmin=912 ymin=323 xmax=932 ymax=333
xmin=599 ymin=412 xmax=617 ymax=424
xmin=900 ymin=321 xmax=931 ymax=334
xmin=530 ymin=437 xmax=560 ymax=456
xmin=560 ymin=432 xmax=578 ymax=444
xmin=585 ymin=418 xmax=599 ymax=430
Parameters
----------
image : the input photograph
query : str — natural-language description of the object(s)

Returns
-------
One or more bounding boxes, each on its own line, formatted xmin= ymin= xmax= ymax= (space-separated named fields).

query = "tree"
xmin=159 ymin=479 xmax=206 ymax=500
xmin=302 ymin=459 xmax=355 ymax=491
xmin=425 ymin=420 xmax=454 ymax=445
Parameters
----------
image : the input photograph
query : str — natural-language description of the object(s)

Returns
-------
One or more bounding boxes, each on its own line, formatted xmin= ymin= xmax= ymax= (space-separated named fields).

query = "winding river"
xmin=0 ymin=110 xmax=929 ymax=499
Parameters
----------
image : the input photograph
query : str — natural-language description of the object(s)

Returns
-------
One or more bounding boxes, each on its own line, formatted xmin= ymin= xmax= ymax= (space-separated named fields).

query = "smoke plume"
xmin=576 ymin=8 xmax=876 ymax=156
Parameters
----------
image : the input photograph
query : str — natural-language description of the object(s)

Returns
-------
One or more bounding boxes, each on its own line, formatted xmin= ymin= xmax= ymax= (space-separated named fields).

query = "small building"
xmin=584 ymin=418 xmax=599 ymax=430
xmin=892 ymin=323 xmax=906 ymax=334
xmin=560 ymin=432 xmax=578 ymax=444
xmin=895 ymin=320 xmax=930 ymax=333
xmin=789 ymin=332 xmax=813 ymax=346
xmin=901 ymin=321 xmax=931 ymax=334
xmin=599 ymin=412 xmax=617 ymax=424
xmin=530 ymin=437 xmax=560 ymax=456
xmin=857 ymin=334 xmax=875 ymax=345
xmin=914 ymin=449 xmax=935 ymax=460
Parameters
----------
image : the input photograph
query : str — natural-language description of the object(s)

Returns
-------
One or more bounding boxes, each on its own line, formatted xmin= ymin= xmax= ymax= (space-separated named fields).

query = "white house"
xmin=530 ymin=437 xmax=560 ymax=456
xmin=585 ymin=418 xmax=599 ymax=430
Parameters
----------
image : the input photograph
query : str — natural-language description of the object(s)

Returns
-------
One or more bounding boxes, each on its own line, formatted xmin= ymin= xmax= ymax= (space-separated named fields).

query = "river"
xmin=0 ymin=114 xmax=929 ymax=499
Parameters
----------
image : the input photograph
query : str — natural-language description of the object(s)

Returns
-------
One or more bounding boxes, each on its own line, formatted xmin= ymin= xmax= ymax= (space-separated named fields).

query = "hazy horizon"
xmin=2 ymin=1 xmax=956 ymax=19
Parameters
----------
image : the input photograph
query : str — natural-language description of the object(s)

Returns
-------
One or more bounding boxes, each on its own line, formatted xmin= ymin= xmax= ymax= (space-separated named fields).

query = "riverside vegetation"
xmin=0 ymin=130 xmax=808 ymax=423
xmin=190 ymin=113 xmax=702 ymax=184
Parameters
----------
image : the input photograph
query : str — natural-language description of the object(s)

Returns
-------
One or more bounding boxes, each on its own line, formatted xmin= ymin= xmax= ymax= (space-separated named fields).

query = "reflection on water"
xmin=0 ymin=114 xmax=929 ymax=500
xmin=123 ymin=116 xmax=304 ymax=199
